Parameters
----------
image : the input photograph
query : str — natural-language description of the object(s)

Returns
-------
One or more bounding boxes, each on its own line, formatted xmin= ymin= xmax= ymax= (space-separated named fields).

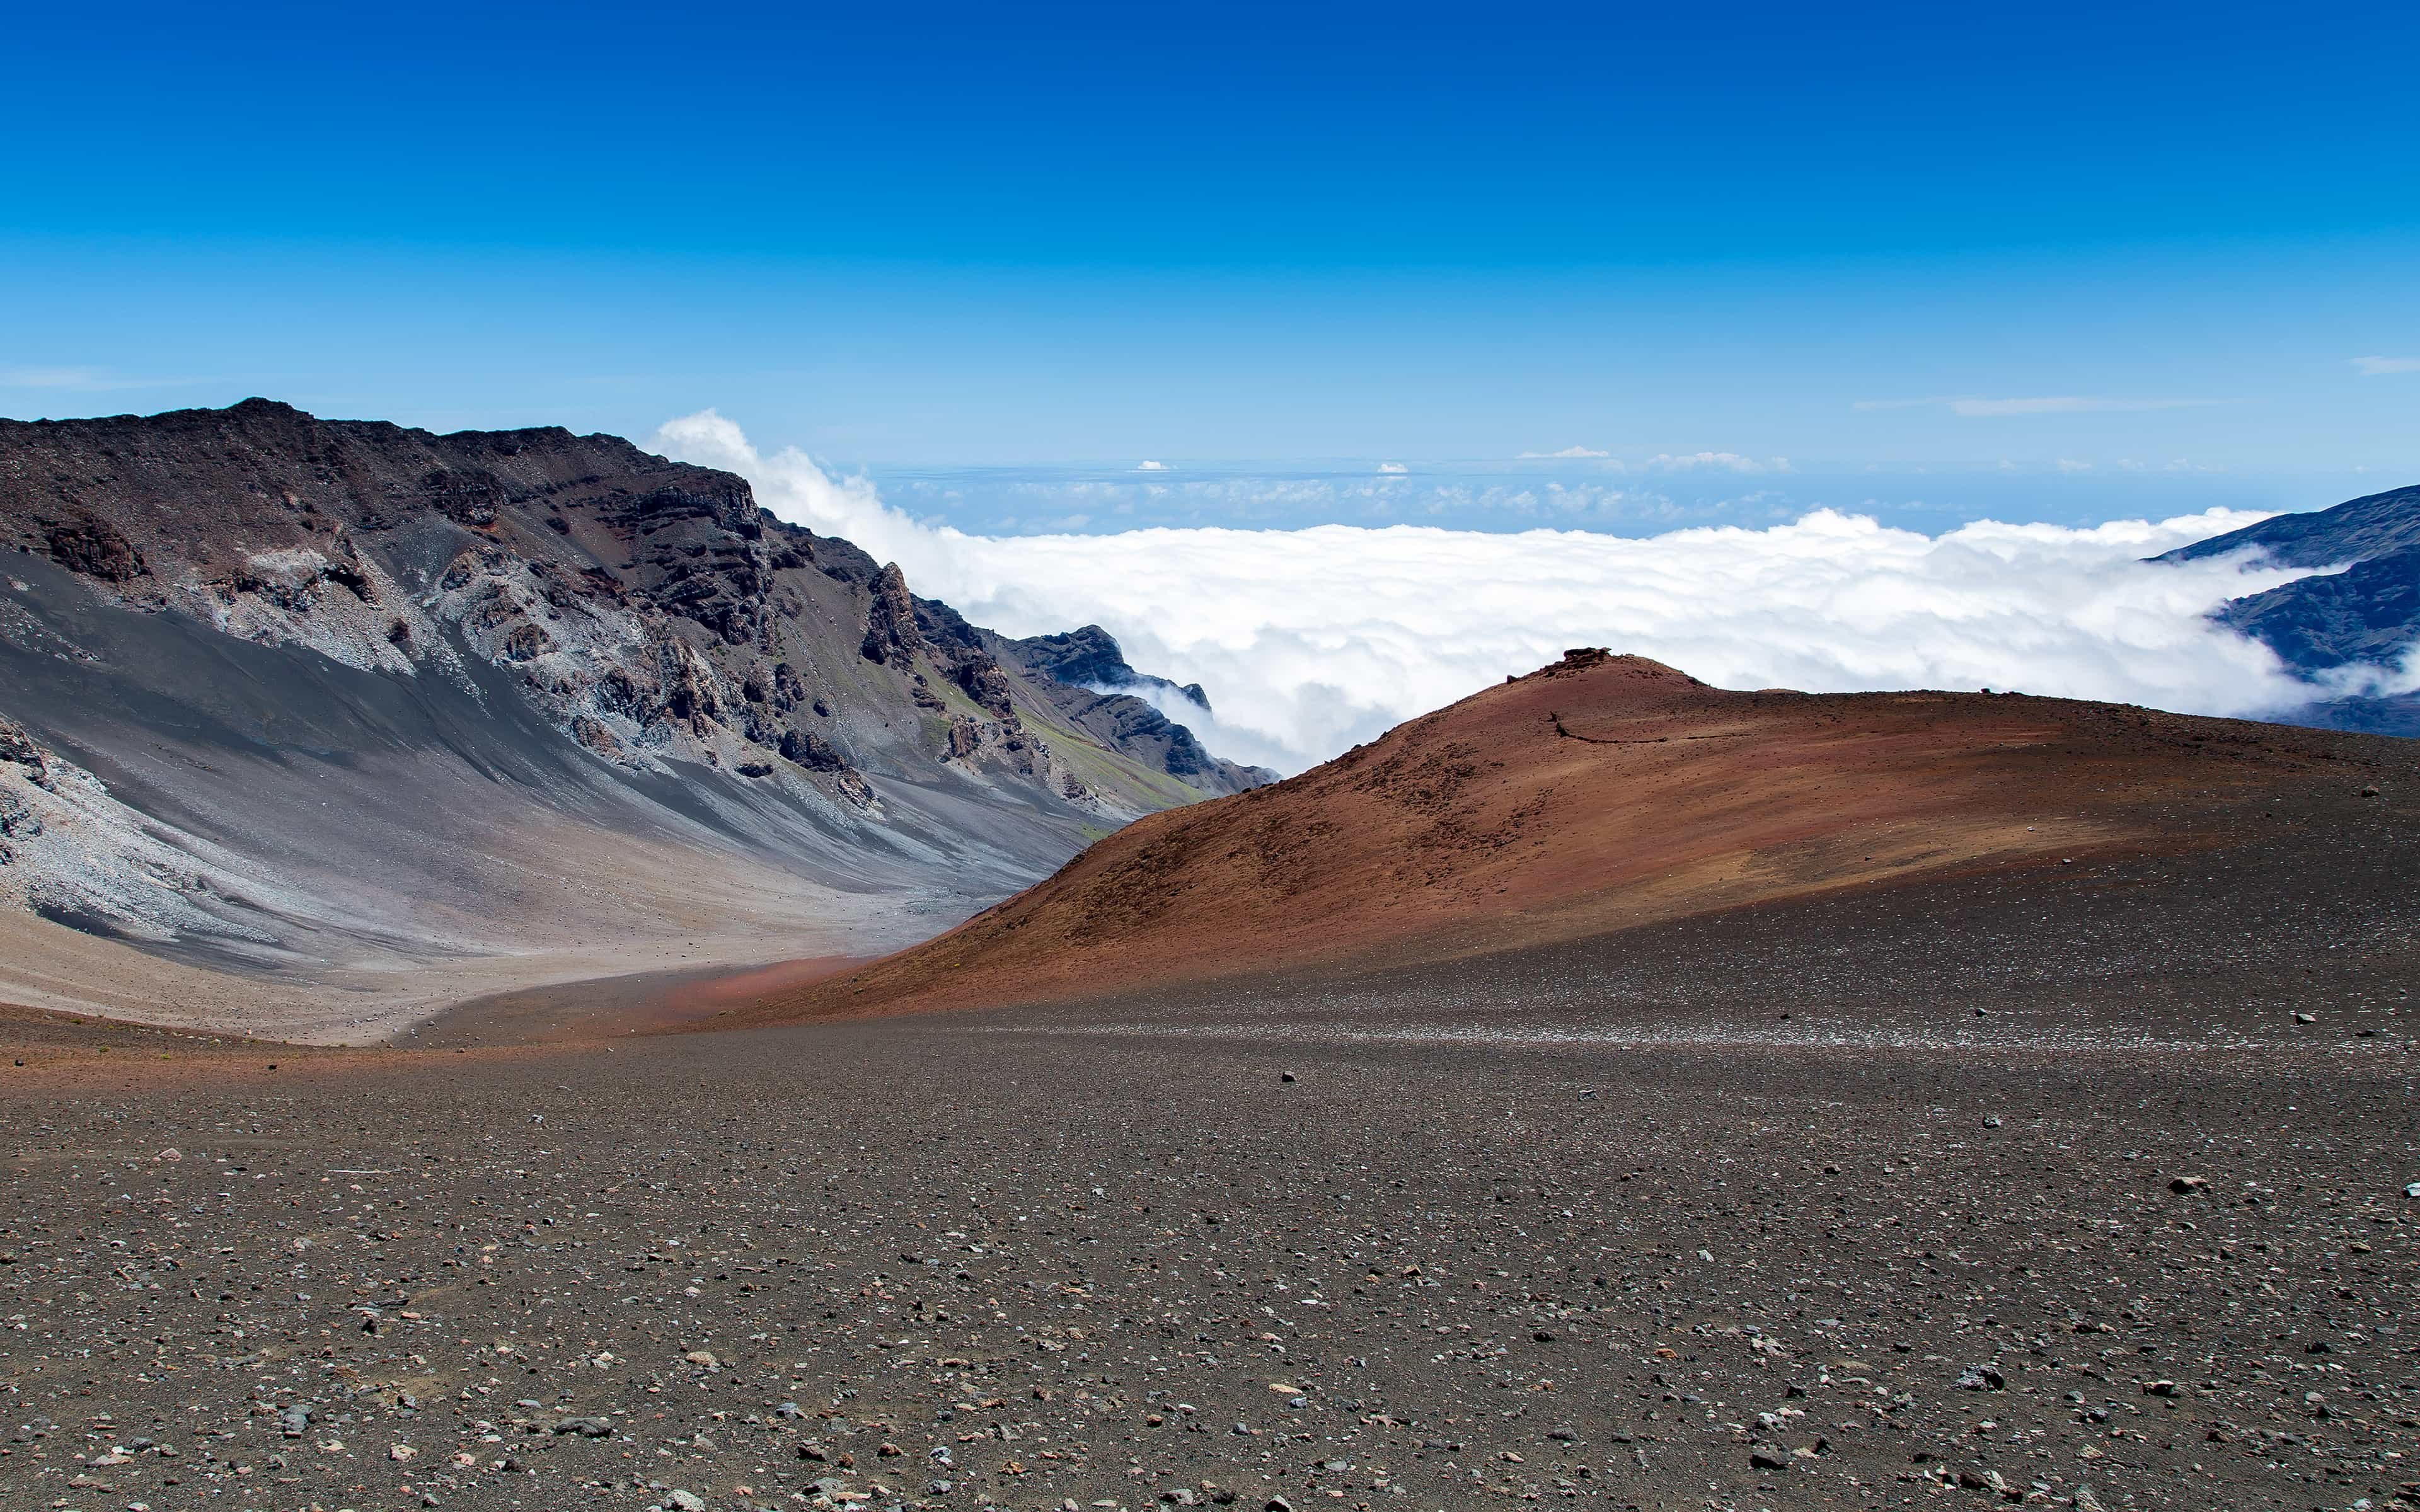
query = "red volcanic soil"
xmin=740 ymin=651 xmax=2401 ymax=1024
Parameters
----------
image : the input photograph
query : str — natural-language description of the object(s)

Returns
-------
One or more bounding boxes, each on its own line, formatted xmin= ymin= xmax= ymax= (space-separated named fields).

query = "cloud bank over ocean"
xmin=658 ymin=410 xmax=2349 ymax=776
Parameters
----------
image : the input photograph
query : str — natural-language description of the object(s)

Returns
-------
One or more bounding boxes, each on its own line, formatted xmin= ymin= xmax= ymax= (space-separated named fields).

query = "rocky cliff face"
xmin=989 ymin=624 xmax=1274 ymax=796
xmin=0 ymin=399 xmax=1247 ymax=814
xmin=0 ymin=400 xmax=1259 ymax=1031
xmin=997 ymin=624 xmax=1207 ymax=709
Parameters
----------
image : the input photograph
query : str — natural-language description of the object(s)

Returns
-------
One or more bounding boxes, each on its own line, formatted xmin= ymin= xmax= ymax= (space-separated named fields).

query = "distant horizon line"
xmin=0 ymin=395 xmax=2409 ymax=490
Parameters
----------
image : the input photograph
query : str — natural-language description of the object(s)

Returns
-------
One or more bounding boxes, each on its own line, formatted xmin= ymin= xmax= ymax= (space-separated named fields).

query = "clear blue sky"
xmin=5 ymin=1 xmax=2417 ymax=522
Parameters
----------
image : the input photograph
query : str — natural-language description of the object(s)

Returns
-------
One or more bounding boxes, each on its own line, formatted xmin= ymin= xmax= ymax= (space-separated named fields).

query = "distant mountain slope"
xmin=988 ymin=624 xmax=1274 ymax=796
xmin=743 ymin=648 xmax=2402 ymax=1025
xmin=2156 ymin=482 xmax=2420 ymax=567
xmin=2216 ymin=542 xmax=2420 ymax=670
xmin=2155 ymin=482 xmax=2420 ymax=735
xmin=997 ymin=624 xmax=1212 ymax=709
xmin=0 ymin=399 xmax=1253 ymax=1039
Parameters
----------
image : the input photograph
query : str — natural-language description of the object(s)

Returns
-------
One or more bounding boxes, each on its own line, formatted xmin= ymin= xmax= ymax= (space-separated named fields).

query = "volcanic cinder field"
xmin=3 ymin=655 xmax=2416 ymax=1512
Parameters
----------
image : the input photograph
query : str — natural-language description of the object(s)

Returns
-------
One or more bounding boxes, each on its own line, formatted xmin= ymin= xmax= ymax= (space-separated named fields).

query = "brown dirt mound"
xmin=738 ymin=650 xmax=2407 ymax=1024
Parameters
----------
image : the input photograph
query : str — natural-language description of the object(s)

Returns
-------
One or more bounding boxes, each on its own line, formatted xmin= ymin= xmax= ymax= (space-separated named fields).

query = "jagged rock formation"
xmin=999 ymin=624 xmax=1211 ymax=710
xmin=2156 ymin=483 xmax=2420 ymax=735
xmin=989 ymin=624 xmax=1274 ymax=796
xmin=0 ymin=399 xmax=1257 ymax=1037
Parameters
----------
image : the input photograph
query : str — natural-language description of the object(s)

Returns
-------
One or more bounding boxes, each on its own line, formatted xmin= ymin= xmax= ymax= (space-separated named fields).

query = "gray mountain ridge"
xmin=0 ymin=399 xmax=1265 ymax=1038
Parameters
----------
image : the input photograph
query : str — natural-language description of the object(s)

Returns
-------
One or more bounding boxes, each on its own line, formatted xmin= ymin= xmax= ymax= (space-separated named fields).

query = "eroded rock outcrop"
xmin=859 ymin=563 xmax=925 ymax=668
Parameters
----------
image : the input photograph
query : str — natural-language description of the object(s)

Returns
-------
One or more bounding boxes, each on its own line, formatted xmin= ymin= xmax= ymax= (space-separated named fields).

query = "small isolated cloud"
xmin=659 ymin=410 xmax=2331 ymax=778
xmin=1378 ymin=462 xmax=1408 ymax=474
xmin=2056 ymin=458 xmax=2094 ymax=472
xmin=2351 ymin=355 xmax=2420 ymax=376
xmin=1647 ymin=452 xmax=1789 ymax=474
xmin=1518 ymin=446 xmax=1611 ymax=459
xmin=1857 ymin=395 xmax=2213 ymax=417
xmin=1136 ymin=460 xmax=1170 ymax=472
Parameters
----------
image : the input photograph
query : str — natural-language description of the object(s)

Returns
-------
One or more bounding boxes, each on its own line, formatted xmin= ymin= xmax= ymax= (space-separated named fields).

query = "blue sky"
xmin=6 ymin=1 xmax=2418 ymax=530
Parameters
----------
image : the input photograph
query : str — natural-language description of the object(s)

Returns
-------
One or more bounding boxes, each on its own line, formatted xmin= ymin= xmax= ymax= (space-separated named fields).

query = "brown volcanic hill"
xmin=743 ymin=648 xmax=2411 ymax=1023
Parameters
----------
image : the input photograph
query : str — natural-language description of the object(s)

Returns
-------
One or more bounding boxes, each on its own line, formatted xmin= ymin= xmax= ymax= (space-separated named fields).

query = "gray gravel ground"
xmin=2 ymin=807 xmax=2416 ymax=1512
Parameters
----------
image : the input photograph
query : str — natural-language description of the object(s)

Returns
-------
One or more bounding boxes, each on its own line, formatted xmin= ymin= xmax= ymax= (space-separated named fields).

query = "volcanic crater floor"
xmin=1 ymin=805 xmax=2416 ymax=1512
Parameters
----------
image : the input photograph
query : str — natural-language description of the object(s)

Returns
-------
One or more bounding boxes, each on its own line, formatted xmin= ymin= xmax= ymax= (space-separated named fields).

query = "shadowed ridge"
xmin=2153 ymin=481 xmax=2420 ymax=568
xmin=734 ymin=649 xmax=2406 ymax=1028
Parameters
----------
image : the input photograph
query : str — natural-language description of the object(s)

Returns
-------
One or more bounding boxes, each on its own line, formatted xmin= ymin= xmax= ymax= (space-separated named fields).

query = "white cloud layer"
xmin=2351 ymin=355 xmax=2420 ymax=376
xmin=657 ymin=410 xmax=2343 ymax=776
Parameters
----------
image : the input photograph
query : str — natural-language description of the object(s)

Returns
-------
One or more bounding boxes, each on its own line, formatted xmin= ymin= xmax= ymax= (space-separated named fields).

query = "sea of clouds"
xmin=657 ymin=411 xmax=2378 ymax=776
